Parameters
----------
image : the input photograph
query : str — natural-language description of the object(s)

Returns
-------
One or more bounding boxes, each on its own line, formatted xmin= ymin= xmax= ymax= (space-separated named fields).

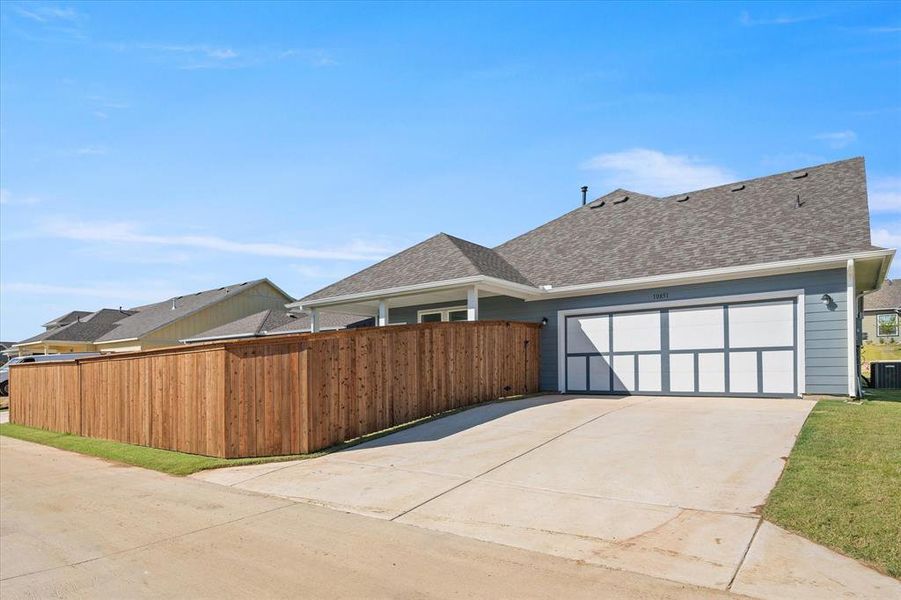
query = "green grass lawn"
xmin=0 ymin=423 xmax=324 ymax=476
xmin=764 ymin=393 xmax=901 ymax=578
xmin=0 ymin=393 xmax=539 ymax=476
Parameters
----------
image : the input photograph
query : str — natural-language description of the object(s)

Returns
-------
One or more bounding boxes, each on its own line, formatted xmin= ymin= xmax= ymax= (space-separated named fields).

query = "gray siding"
xmin=388 ymin=269 xmax=849 ymax=396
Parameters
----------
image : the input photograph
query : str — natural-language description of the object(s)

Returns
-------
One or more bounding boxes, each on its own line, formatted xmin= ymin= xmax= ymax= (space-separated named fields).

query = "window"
xmin=417 ymin=306 xmax=469 ymax=323
xmin=877 ymin=313 xmax=899 ymax=337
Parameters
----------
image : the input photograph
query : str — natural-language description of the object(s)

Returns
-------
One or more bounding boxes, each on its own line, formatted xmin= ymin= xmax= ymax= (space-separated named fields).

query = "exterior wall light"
xmin=821 ymin=294 xmax=833 ymax=305
xmin=540 ymin=317 xmax=549 ymax=327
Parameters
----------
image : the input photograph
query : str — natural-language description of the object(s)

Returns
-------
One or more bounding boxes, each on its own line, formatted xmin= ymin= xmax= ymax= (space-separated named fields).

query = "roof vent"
xmin=676 ymin=195 xmax=689 ymax=202
xmin=731 ymin=184 xmax=746 ymax=192
xmin=171 ymin=298 xmax=177 ymax=310
xmin=795 ymin=194 xmax=805 ymax=208
xmin=588 ymin=200 xmax=605 ymax=209
xmin=791 ymin=171 xmax=808 ymax=179
xmin=613 ymin=195 xmax=629 ymax=205
xmin=581 ymin=185 xmax=589 ymax=206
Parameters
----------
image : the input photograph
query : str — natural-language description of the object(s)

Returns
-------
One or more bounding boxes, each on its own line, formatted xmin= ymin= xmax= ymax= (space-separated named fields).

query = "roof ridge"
xmin=253 ymin=309 xmax=273 ymax=336
xmin=444 ymin=235 xmax=534 ymax=285
xmin=659 ymin=156 xmax=864 ymax=199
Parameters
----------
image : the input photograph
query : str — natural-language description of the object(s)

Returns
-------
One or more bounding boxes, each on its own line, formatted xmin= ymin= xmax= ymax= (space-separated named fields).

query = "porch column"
xmin=378 ymin=300 xmax=388 ymax=327
xmin=466 ymin=286 xmax=479 ymax=321
xmin=310 ymin=308 xmax=321 ymax=333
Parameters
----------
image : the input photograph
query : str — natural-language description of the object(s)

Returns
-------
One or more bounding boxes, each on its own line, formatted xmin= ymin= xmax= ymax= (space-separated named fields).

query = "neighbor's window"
xmin=876 ymin=313 xmax=899 ymax=337
xmin=418 ymin=306 xmax=469 ymax=323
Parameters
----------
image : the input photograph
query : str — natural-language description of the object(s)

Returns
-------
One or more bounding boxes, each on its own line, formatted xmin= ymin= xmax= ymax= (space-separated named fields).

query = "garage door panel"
xmin=566 ymin=357 xmax=587 ymax=391
xmin=762 ymin=350 xmax=794 ymax=394
xmin=669 ymin=306 xmax=724 ymax=350
xmin=612 ymin=355 xmax=635 ymax=392
xmin=698 ymin=352 xmax=725 ymax=393
xmin=729 ymin=352 xmax=758 ymax=393
xmin=588 ymin=355 xmax=611 ymax=391
xmin=613 ymin=312 xmax=660 ymax=352
xmin=670 ymin=353 xmax=695 ymax=392
xmin=567 ymin=316 xmax=609 ymax=354
xmin=638 ymin=354 xmax=662 ymax=392
xmin=728 ymin=301 xmax=794 ymax=348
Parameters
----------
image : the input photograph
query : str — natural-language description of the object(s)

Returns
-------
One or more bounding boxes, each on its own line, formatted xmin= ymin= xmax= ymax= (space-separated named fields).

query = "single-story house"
xmin=289 ymin=157 xmax=895 ymax=398
xmin=862 ymin=279 xmax=900 ymax=342
xmin=180 ymin=309 xmax=372 ymax=344
xmin=13 ymin=279 xmax=293 ymax=356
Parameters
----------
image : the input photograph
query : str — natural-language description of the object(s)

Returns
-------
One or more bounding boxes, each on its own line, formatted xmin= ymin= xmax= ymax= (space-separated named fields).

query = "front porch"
xmin=300 ymin=280 xmax=535 ymax=332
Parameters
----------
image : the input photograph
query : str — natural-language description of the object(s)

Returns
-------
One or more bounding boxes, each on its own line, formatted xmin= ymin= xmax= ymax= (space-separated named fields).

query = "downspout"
xmin=846 ymin=259 xmax=857 ymax=398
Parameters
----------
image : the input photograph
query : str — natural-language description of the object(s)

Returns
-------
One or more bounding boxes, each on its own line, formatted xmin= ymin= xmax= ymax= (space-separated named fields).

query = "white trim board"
xmin=556 ymin=289 xmax=807 ymax=396
xmin=291 ymin=249 xmax=894 ymax=311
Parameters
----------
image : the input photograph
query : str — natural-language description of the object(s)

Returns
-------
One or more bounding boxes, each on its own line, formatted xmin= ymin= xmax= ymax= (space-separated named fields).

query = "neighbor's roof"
xmin=182 ymin=309 xmax=372 ymax=342
xmin=18 ymin=309 xmax=137 ymax=345
xmin=302 ymin=157 xmax=875 ymax=301
xmin=864 ymin=280 xmax=901 ymax=311
xmin=94 ymin=279 xmax=288 ymax=343
xmin=42 ymin=310 xmax=92 ymax=329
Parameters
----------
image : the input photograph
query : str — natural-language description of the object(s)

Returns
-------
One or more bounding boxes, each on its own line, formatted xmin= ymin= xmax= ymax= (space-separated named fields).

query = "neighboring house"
xmin=289 ymin=157 xmax=895 ymax=398
xmin=180 ymin=309 xmax=373 ymax=343
xmin=13 ymin=279 xmax=293 ymax=356
xmin=0 ymin=342 xmax=15 ymax=365
xmin=862 ymin=279 xmax=900 ymax=342
xmin=14 ymin=309 xmax=138 ymax=355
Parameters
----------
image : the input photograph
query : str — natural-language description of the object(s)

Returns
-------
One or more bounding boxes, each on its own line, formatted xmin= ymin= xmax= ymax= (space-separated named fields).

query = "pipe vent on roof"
xmin=171 ymin=298 xmax=177 ymax=310
xmin=613 ymin=195 xmax=629 ymax=205
xmin=731 ymin=184 xmax=746 ymax=192
xmin=791 ymin=171 xmax=809 ymax=179
xmin=676 ymin=195 xmax=689 ymax=202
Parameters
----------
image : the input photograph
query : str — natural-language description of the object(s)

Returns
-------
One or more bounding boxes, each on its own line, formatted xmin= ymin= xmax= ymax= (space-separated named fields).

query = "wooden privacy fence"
xmin=10 ymin=320 xmax=541 ymax=457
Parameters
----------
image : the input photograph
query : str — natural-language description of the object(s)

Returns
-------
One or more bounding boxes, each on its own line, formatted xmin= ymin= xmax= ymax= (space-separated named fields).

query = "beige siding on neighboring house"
xmin=142 ymin=281 xmax=289 ymax=346
xmin=13 ymin=342 xmax=96 ymax=356
xmin=863 ymin=311 xmax=900 ymax=342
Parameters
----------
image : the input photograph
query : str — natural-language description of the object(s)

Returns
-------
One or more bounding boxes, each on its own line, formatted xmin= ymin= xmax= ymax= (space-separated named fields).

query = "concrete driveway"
xmin=197 ymin=395 xmax=898 ymax=598
xmin=0 ymin=435 xmax=733 ymax=600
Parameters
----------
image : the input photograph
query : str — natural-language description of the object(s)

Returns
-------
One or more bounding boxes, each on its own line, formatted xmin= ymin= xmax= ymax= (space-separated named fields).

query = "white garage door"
xmin=564 ymin=299 xmax=797 ymax=396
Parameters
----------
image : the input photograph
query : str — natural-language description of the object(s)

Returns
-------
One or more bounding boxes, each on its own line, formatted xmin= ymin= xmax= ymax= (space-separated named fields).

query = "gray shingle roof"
xmin=183 ymin=309 xmax=371 ymax=342
xmin=301 ymin=157 xmax=875 ymax=301
xmin=304 ymin=233 xmax=530 ymax=301
xmin=495 ymin=157 xmax=873 ymax=287
xmin=94 ymin=279 xmax=276 ymax=342
xmin=42 ymin=310 xmax=92 ymax=329
xmin=19 ymin=309 xmax=137 ymax=345
xmin=864 ymin=280 xmax=901 ymax=311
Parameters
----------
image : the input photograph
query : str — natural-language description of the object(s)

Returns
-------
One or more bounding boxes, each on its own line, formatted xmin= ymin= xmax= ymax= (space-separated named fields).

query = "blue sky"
xmin=1 ymin=1 xmax=899 ymax=341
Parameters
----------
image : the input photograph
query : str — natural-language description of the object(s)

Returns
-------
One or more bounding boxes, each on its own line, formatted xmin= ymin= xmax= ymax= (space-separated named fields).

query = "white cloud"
xmin=871 ymin=228 xmax=901 ymax=248
xmin=120 ymin=43 xmax=336 ymax=70
xmin=739 ymin=11 xmax=817 ymax=26
xmin=0 ymin=188 xmax=42 ymax=206
xmin=813 ymin=130 xmax=857 ymax=149
xmin=290 ymin=264 xmax=357 ymax=280
xmin=11 ymin=4 xmax=82 ymax=23
xmin=579 ymin=148 xmax=736 ymax=196
xmin=37 ymin=219 xmax=396 ymax=261
xmin=0 ymin=281 xmax=182 ymax=303
xmin=866 ymin=26 xmax=901 ymax=34
xmin=74 ymin=145 xmax=107 ymax=156
xmin=869 ymin=176 xmax=901 ymax=213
